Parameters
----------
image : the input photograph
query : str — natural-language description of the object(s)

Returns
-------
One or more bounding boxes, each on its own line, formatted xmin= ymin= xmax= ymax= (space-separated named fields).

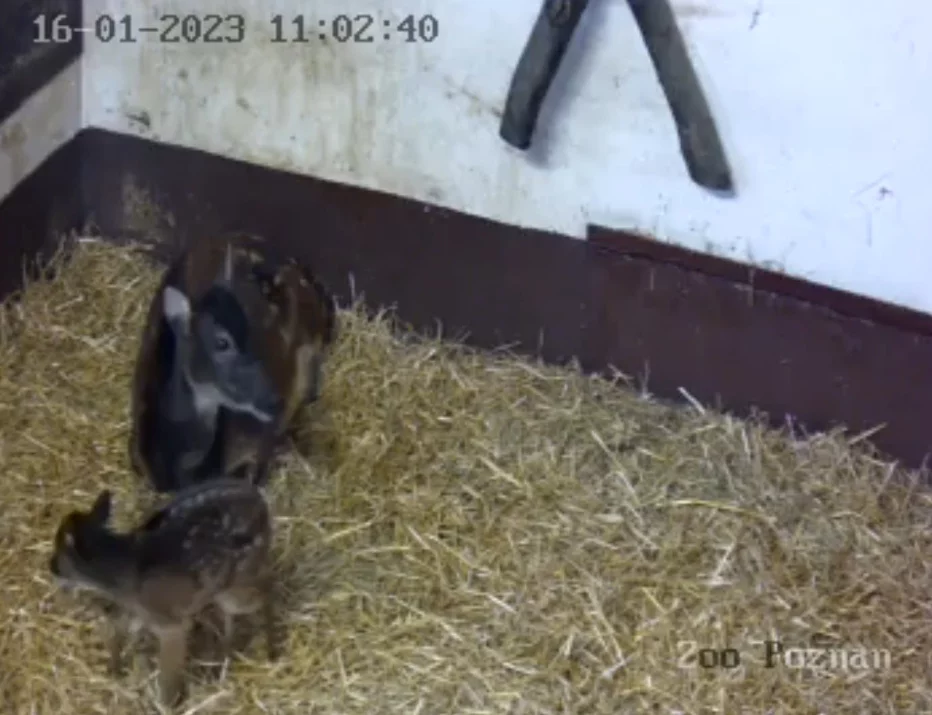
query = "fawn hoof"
xmin=158 ymin=676 xmax=185 ymax=710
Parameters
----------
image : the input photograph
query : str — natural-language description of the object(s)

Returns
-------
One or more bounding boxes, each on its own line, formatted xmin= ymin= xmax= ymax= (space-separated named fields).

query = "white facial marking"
xmin=191 ymin=383 xmax=224 ymax=416
xmin=247 ymin=403 xmax=275 ymax=423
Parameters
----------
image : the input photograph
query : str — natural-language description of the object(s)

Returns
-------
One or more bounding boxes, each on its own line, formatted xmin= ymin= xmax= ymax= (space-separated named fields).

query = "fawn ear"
xmin=54 ymin=513 xmax=79 ymax=551
xmin=88 ymin=490 xmax=112 ymax=525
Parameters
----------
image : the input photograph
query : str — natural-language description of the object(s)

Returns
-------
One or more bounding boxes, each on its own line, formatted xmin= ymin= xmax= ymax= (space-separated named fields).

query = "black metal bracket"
xmin=499 ymin=0 xmax=591 ymax=151
xmin=499 ymin=0 xmax=734 ymax=193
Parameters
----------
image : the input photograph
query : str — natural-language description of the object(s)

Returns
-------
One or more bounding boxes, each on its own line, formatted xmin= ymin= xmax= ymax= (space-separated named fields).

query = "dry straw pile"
xmin=0 ymin=239 xmax=930 ymax=714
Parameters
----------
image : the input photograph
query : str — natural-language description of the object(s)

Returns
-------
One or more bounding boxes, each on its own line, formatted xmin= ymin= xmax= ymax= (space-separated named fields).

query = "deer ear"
xmin=162 ymin=285 xmax=191 ymax=327
xmin=88 ymin=490 xmax=112 ymax=525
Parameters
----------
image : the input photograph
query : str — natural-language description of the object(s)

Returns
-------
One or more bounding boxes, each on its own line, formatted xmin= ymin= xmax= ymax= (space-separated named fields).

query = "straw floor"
xmin=0 ymin=239 xmax=930 ymax=714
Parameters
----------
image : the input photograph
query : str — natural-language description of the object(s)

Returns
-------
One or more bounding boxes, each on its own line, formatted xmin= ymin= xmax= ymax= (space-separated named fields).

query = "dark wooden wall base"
xmin=587 ymin=232 xmax=932 ymax=471
xmin=1 ymin=127 xmax=930 ymax=472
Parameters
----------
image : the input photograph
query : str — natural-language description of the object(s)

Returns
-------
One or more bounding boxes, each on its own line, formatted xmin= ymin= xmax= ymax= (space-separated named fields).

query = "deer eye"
xmin=214 ymin=334 xmax=232 ymax=352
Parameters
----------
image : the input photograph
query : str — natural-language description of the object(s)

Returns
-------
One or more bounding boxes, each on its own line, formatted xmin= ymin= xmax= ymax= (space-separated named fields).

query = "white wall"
xmin=80 ymin=0 xmax=932 ymax=314
xmin=0 ymin=60 xmax=81 ymax=204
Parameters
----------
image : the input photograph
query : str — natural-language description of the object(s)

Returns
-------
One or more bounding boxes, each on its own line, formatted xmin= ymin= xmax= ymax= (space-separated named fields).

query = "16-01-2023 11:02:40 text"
xmin=31 ymin=13 xmax=439 ymax=44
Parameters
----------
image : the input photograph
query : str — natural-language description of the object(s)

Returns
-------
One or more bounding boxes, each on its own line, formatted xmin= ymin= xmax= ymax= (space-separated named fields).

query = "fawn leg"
xmin=215 ymin=585 xmax=270 ymax=659
xmin=214 ymin=593 xmax=241 ymax=658
xmin=218 ymin=606 xmax=236 ymax=658
xmin=105 ymin=612 xmax=130 ymax=676
xmin=258 ymin=574 xmax=278 ymax=661
xmin=155 ymin=622 xmax=190 ymax=708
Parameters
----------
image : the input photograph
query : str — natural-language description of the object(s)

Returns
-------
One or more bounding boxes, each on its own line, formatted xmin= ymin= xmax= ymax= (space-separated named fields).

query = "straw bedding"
xmin=0 ymin=238 xmax=930 ymax=714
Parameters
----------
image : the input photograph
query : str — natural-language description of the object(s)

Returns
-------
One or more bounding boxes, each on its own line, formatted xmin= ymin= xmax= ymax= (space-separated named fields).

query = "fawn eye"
xmin=214 ymin=335 xmax=231 ymax=352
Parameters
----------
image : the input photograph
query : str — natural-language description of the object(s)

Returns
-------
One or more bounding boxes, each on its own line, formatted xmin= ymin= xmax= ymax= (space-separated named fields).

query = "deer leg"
xmin=214 ymin=592 xmax=241 ymax=658
xmin=251 ymin=457 xmax=271 ymax=488
xmin=257 ymin=573 xmax=278 ymax=661
xmin=105 ymin=611 xmax=131 ymax=677
xmin=305 ymin=354 xmax=323 ymax=404
xmin=215 ymin=582 xmax=272 ymax=660
xmin=155 ymin=622 xmax=190 ymax=708
xmin=251 ymin=429 xmax=278 ymax=487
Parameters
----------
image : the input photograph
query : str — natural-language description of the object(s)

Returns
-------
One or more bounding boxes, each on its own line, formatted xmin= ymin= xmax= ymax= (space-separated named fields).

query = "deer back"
xmin=249 ymin=258 xmax=337 ymax=428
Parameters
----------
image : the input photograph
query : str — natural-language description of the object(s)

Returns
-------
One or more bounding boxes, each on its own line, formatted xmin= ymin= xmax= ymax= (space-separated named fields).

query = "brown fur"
xmin=129 ymin=233 xmax=337 ymax=489
xmin=48 ymin=479 xmax=275 ymax=707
